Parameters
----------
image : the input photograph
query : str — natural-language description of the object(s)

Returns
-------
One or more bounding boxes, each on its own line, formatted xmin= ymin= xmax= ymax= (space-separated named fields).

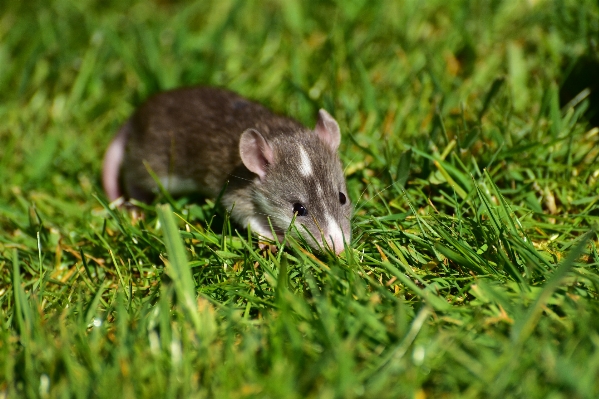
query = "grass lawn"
xmin=2 ymin=0 xmax=599 ymax=397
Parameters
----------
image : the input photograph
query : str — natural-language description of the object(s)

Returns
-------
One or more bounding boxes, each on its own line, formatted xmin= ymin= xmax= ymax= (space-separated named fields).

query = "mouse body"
xmin=102 ymin=86 xmax=351 ymax=254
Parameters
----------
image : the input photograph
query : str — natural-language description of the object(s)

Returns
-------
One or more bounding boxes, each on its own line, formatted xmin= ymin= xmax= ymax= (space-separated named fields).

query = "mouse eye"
xmin=339 ymin=192 xmax=347 ymax=205
xmin=293 ymin=203 xmax=308 ymax=217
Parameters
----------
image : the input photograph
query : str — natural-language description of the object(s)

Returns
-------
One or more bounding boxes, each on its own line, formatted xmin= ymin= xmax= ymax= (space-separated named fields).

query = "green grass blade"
xmin=156 ymin=204 xmax=202 ymax=331
xmin=511 ymin=230 xmax=594 ymax=343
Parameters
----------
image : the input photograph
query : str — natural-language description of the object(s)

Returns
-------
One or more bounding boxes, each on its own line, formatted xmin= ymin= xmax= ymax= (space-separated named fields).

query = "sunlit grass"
xmin=1 ymin=0 xmax=599 ymax=397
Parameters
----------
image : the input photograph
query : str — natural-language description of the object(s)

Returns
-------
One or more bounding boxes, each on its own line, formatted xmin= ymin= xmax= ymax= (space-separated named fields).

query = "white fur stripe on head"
xmin=298 ymin=146 xmax=313 ymax=176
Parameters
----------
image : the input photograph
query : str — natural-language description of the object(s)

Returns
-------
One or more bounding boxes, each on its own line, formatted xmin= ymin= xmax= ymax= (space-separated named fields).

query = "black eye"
xmin=339 ymin=192 xmax=347 ymax=205
xmin=293 ymin=203 xmax=308 ymax=217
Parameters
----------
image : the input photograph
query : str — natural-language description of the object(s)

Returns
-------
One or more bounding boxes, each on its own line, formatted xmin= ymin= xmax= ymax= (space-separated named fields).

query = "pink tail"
xmin=102 ymin=121 xmax=130 ymax=201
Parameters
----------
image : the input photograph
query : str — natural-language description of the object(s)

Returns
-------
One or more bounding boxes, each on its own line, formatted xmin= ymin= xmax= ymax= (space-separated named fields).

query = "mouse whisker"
xmin=342 ymin=154 xmax=359 ymax=175
xmin=227 ymin=173 xmax=254 ymax=183
xmin=353 ymin=181 xmax=397 ymax=214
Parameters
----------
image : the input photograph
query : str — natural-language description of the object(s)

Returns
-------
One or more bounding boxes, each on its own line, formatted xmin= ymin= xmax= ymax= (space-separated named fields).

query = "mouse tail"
xmin=102 ymin=120 xmax=131 ymax=202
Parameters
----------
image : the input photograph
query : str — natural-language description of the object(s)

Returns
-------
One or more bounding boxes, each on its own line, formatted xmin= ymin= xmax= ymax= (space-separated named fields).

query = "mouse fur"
xmin=102 ymin=86 xmax=351 ymax=254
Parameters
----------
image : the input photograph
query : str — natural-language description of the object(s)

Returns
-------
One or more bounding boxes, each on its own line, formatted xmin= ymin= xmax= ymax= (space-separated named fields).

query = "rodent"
xmin=102 ymin=86 xmax=351 ymax=254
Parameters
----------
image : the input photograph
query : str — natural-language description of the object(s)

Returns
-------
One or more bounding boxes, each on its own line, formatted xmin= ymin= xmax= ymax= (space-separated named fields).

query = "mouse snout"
xmin=325 ymin=234 xmax=346 ymax=255
xmin=322 ymin=216 xmax=348 ymax=254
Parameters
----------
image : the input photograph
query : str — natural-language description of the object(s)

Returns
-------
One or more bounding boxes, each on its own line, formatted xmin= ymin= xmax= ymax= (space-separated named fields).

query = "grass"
xmin=1 ymin=0 xmax=599 ymax=397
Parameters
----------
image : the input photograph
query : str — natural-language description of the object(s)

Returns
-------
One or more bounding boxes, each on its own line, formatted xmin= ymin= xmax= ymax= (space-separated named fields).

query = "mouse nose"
xmin=327 ymin=236 xmax=345 ymax=255
xmin=325 ymin=231 xmax=347 ymax=255
xmin=322 ymin=216 xmax=349 ymax=254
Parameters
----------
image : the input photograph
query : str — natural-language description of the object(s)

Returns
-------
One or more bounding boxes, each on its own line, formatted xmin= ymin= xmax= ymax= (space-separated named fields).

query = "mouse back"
xmin=119 ymin=87 xmax=304 ymax=200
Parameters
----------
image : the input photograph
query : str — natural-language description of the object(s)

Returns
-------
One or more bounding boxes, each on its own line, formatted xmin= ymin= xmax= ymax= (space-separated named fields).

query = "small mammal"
xmin=102 ymin=86 xmax=351 ymax=254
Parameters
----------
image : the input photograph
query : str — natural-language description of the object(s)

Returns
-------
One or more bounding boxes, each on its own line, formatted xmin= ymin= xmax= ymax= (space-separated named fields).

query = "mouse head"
xmin=239 ymin=109 xmax=352 ymax=254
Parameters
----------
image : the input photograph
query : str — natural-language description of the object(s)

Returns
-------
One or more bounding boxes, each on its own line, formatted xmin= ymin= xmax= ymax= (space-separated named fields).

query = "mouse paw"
xmin=258 ymin=241 xmax=278 ymax=254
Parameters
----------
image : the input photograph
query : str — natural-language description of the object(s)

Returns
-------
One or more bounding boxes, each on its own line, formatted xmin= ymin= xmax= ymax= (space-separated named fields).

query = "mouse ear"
xmin=239 ymin=128 xmax=274 ymax=180
xmin=315 ymin=109 xmax=341 ymax=151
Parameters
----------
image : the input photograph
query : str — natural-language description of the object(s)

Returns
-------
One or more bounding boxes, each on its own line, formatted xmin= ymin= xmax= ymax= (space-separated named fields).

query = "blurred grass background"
xmin=1 ymin=0 xmax=599 ymax=397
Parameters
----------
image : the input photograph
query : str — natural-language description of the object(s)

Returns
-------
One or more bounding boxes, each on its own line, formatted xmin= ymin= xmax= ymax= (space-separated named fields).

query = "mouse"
xmin=102 ymin=86 xmax=351 ymax=254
